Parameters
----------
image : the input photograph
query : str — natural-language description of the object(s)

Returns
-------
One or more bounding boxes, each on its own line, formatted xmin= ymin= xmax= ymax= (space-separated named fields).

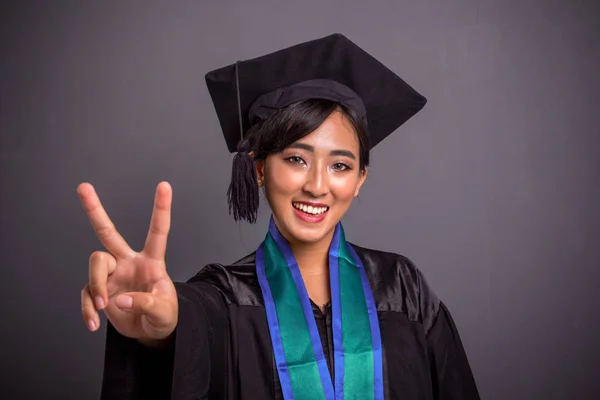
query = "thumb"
xmin=115 ymin=290 xmax=175 ymax=326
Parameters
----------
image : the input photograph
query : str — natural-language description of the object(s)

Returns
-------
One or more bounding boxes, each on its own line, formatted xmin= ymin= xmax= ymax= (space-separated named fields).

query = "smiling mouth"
xmin=292 ymin=202 xmax=329 ymax=215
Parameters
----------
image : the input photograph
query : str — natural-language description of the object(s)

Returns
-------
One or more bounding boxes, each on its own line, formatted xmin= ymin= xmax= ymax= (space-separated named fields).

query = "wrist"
xmin=137 ymin=330 xmax=175 ymax=349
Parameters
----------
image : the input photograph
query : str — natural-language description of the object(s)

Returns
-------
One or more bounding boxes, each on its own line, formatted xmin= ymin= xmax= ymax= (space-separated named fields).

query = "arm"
xmin=100 ymin=320 xmax=176 ymax=399
xmin=100 ymin=280 xmax=228 ymax=399
xmin=409 ymin=262 xmax=480 ymax=400
xmin=426 ymin=302 xmax=480 ymax=400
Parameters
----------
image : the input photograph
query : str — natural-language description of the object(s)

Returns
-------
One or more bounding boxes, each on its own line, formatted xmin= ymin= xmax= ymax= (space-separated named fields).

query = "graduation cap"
xmin=206 ymin=33 xmax=427 ymax=153
xmin=204 ymin=33 xmax=427 ymax=222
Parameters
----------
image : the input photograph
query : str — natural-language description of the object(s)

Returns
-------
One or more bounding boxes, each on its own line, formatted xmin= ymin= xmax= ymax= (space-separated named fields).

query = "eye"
xmin=285 ymin=156 xmax=306 ymax=165
xmin=332 ymin=162 xmax=352 ymax=171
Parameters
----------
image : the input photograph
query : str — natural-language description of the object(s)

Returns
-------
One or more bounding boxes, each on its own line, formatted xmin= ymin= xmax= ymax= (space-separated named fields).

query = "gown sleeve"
xmin=426 ymin=301 xmax=481 ymax=400
xmin=100 ymin=280 xmax=229 ymax=399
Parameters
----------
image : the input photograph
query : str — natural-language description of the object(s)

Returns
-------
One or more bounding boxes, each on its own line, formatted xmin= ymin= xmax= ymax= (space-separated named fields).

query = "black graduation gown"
xmin=100 ymin=244 xmax=480 ymax=399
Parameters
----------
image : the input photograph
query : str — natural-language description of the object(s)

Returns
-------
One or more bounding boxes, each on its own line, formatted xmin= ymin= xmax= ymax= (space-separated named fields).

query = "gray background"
xmin=1 ymin=0 xmax=599 ymax=399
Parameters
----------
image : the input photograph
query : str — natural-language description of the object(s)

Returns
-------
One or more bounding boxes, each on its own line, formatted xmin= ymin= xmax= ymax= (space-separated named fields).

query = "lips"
xmin=292 ymin=202 xmax=329 ymax=215
xmin=292 ymin=201 xmax=329 ymax=223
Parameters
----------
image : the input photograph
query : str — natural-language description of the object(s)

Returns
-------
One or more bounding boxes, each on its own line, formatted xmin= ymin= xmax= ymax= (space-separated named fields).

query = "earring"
xmin=257 ymin=178 xmax=264 ymax=187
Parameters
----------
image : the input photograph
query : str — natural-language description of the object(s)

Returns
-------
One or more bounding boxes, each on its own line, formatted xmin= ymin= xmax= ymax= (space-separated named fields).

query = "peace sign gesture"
xmin=78 ymin=182 xmax=178 ymax=345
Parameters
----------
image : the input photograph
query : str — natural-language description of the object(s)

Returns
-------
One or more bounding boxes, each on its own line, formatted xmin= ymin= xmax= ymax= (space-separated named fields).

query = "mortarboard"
xmin=205 ymin=33 xmax=427 ymax=153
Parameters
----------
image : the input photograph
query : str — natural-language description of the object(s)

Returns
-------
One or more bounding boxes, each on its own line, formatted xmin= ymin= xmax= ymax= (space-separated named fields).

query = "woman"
xmin=79 ymin=34 xmax=480 ymax=399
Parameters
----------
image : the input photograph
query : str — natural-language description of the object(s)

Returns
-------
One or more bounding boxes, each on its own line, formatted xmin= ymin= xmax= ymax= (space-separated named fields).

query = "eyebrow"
xmin=288 ymin=143 xmax=356 ymax=160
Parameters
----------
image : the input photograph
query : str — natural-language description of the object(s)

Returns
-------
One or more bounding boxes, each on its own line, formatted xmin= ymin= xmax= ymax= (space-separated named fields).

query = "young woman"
xmin=79 ymin=34 xmax=479 ymax=399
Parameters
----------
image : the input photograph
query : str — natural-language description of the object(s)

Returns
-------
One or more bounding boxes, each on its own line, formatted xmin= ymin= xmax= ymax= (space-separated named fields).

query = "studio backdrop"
xmin=1 ymin=1 xmax=599 ymax=399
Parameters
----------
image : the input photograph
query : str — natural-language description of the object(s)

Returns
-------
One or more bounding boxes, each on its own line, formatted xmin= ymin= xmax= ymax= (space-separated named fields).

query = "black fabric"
xmin=247 ymin=79 xmax=367 ymax=126
xmin=100 ymin=245 xmax=480 ymax=400
xmin=205 ymin=33 xmax=427 ymax=153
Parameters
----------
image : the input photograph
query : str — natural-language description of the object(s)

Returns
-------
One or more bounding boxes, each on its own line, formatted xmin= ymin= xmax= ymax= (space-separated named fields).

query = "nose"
xmin=302 ymin=162 xmax=329 ymax=198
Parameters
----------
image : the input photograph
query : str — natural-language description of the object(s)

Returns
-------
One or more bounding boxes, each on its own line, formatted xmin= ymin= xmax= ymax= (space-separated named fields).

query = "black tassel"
xmin=227 ymin=139 xmax=259 ymax=223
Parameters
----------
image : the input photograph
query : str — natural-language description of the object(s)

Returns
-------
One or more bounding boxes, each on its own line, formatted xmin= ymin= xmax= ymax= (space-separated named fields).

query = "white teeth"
xmin=293 ymin=202 xmax=329 ymax=215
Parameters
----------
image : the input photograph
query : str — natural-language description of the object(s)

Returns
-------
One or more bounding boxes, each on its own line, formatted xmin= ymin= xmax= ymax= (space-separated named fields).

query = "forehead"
xmin=295 ymin=111 xmax=359 ymax=150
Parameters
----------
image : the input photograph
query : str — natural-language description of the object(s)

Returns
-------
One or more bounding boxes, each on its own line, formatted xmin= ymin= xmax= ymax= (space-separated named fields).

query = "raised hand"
xmin=79 ymin=182 xmax=178 ymax=344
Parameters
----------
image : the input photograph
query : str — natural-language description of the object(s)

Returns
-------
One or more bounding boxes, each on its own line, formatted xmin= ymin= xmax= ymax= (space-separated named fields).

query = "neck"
xmin=273 ymin=219 xmax=335 ymax=276
xmin=289 ymin=236 xmax=331 ymax=276
xmin=271 ymin=218 xmax=335 ymax=307
xmin=289 ymin=232 xmax=333 ymax=308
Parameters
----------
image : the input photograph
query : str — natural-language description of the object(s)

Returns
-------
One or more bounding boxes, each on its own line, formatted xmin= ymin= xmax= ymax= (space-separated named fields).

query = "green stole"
xmin=255 ymin=218 xmax=384 ymax=399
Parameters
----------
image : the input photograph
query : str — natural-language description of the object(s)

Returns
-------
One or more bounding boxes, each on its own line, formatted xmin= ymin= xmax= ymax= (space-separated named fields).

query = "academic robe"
xmin=100 ymin=244 xmax=480 ymax=399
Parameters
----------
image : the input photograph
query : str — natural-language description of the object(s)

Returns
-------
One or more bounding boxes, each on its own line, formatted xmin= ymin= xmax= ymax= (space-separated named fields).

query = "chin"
xmin=289 ymin=227 xmax=329 ymax=244
xmin=279 ymin=210 xmax=337 ymax=245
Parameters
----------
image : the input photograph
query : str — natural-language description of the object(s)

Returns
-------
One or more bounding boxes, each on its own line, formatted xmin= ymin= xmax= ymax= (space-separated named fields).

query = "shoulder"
xmin=350 ymin=243 xmax=441 ymax=333
xmin=185 ymin=252 xmax=263 ymax=306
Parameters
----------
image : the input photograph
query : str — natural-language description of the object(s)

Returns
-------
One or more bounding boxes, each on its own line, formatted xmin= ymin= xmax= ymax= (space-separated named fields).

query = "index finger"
xmin=77 ymin=183 xmax=135 ymax=259
xmin=143 ymin=181 xmax=172 ymax=260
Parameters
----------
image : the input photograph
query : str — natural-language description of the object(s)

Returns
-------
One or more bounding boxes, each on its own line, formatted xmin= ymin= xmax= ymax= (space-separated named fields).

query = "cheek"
xmin=329 ymin=175 xmax=359 ymax=201
xmin=265 ymin=165 xmax=305 ymax=198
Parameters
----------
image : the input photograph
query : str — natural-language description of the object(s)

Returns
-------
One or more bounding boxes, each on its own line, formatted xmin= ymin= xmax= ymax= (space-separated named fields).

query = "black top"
xmin=100 ymin=244 xmax=480 ymax=399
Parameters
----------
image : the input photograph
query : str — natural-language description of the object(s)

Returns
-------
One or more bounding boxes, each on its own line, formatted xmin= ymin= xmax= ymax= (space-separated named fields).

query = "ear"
xmin=254 ymin=156 xmax=265 ymax=188
xmin=354 ymin=167 xmax=368 ymax=197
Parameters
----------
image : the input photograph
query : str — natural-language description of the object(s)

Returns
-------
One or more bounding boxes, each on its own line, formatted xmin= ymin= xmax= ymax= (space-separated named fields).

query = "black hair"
xmin=227 ymin=99 xmax=370 ymax=223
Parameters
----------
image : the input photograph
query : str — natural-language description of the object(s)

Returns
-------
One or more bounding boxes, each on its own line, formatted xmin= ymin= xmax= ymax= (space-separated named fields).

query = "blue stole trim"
xmin=256 ymin=218 xmax=384 ymax=399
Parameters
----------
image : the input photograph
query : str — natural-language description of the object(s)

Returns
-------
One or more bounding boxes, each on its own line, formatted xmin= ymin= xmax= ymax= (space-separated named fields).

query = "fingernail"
xmin=116 ymin=295 xmax=133 ymax=309
xmin=88 ymin=319 xmax=96 ymax=331
xmin=95 ymin=296 xmax=105 ymax=310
